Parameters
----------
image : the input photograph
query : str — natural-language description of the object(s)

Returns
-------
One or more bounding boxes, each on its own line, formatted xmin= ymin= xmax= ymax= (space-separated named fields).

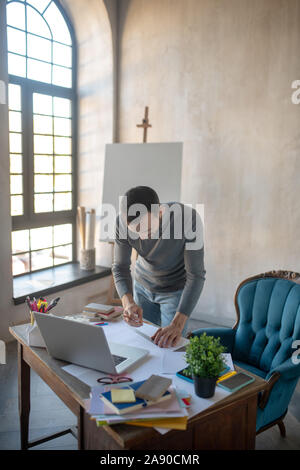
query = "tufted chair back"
xmin=232 ymin=273 xmax=300 ymax=374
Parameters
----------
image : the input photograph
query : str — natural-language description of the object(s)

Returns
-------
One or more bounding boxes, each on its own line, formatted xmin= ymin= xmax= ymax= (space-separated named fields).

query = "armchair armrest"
xmin=191 ymin=327 xmax=236 ymax=353
xmin=266 ymin=357 xmax=300 ymax=382
xmin=259 ymin=358 xmax=300 ymax=410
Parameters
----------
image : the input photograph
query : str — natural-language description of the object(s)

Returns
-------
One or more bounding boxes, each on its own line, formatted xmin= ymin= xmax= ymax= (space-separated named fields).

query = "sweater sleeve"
xmin=111 ymin=217 xmax=133 ymax=299
xmin=176 ymin=246 xmax=206 ymax=317
xmin=177 ymin=206 xmax=206 ymax=316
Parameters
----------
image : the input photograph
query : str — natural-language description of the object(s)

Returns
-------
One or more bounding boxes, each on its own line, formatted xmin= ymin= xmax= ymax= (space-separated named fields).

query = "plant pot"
xmin=193 ymin=375 xmax=217 ymax=398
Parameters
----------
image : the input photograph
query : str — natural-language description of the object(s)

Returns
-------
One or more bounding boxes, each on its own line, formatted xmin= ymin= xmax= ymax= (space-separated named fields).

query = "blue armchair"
xmin=192 ymin=270 xmax=300 ymax=436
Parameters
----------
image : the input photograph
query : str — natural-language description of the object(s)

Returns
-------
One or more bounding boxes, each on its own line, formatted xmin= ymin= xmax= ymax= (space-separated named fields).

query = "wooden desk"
xmin=9 ymin=324 xmax=267 ymax=450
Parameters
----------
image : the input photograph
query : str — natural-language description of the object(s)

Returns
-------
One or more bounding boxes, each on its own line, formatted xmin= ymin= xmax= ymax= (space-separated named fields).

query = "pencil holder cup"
xmin=25 ymin=313 xmax=46 ymax=348
xmin=80 ymin=248 xmax=96 ymax=271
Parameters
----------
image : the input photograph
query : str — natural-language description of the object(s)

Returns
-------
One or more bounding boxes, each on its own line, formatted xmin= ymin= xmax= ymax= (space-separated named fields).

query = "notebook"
xmin=99 ymin=380 xmax=172 ymax=415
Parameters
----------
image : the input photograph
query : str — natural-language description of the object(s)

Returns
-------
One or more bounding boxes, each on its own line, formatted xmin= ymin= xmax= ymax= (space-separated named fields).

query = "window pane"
xmin=34 ymin=135 xmax=53 ymax=153
xmin=34 ymin=174 xmax=53 ymax=192
xmin=27 ymin=58 xmax=51 ymax=83
xmin=54 ymin=155 xmax=71 ymax=173
xmin=30 ymin=226 xmax=53 ymax=250
xmin=34 ymin=114 xmax=53 ymax=134
xmin=44 ymin=2 xmax=71 ymax=45
xmin=53 ymin=42 xmax=72 ymax=68
xmin=52 ymin=65 xmax=72 ymax=88
xmin=53 ymin=97 xmax=71 ymax=117
xmin=34 ymin=154 xmax=53 ymax=173
xmin=54 ymin=244 xmax=72 ymax=265
xmin=54 ymin=192 xmax=71 ymax=211
xmin=31 ymin=248 xmax=53 ymax=271
xmin=27 ymin=34 xmax=52 ymax=62
xmin=33 ymin=93 xmax=52 ymax=115
xmin=10 ymin=175 xmax=23 ymax=195
xmin=27 ymin=0 xmax=51 ymax=14
xmin=11 ymin=195 xmax=23 ymax=216
xmin=8 ymin=53 xmax=26 ymax=78
xmin=26 ymin=5 xmax=51 ymax=39
xmin=12 ymin=230 xmax=29 ymax=254
xmin=10 ymin=154 xmax=22 ymax=174
xmin=7 ymin=27 xmax=26 ymax=55
xmin=54 ymin=136 xmax=71 ymax=154
xmin=8 ymin=84 xmax=21 ymax=111
xmin=34 ymin=193 xmax=53 ymax=213
xmin=54 ymin=174 xmax=71 ymax=192
xmin=54 ymin=117 xmax=71 ymax=136
xmin=12 ymin=253 xmax=30 ymax=276
xmin=6 ymin=2 xmax=25 ymax=30
xmin=9 ymin=111 xmax=22 ymax=132
xmin=9 ymin=133 xmax=22 ymax=153
xmin=54 ymin=223 xmax=72 ymax=245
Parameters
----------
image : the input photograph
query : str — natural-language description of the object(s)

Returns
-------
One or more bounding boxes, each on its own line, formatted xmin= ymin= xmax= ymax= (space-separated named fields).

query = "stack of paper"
xmin=86 ymin=381 xmax=190 ymax=431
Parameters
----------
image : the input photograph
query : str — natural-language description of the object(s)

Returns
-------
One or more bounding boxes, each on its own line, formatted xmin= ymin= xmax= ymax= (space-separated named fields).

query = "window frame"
xmin=7 ymin=0 xmax=78 ymax=277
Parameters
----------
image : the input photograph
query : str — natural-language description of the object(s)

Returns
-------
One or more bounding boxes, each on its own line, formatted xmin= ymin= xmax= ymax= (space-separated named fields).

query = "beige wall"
xmin=118 ymin=0 xmax=300 ymax=325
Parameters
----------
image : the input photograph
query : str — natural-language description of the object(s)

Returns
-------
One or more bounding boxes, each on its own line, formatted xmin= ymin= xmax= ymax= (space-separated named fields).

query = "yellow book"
xmin=125 ymin=416 xmax=188 ymax=430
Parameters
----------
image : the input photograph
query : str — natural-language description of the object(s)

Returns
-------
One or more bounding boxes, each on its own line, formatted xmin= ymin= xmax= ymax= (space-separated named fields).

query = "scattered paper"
xmin=131 ymin=323 xmax=189 ymax=351
xmin=222 ymin=353 xmax=234 ymax=371
xmin=161 ymin=350 xmax=186 ymax=374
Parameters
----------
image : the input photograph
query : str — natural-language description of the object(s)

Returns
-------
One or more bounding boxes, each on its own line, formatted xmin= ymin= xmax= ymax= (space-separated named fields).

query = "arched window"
xmin=6 ymin=0 xmax=76 ymax=276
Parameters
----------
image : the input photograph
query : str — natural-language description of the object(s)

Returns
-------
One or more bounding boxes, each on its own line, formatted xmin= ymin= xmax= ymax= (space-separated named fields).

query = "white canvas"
xmin=102 ymin=142 xmax=183 ymax=213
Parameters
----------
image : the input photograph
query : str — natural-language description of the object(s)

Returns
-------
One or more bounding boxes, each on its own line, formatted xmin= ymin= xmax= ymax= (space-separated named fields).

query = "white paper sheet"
xmin=222 ymin=353 xmax=234 ymax=371
xmin=128 ymin=322 xmax=190 ymax=351
xmin=161 ymin=351 xmax=186 ymax=374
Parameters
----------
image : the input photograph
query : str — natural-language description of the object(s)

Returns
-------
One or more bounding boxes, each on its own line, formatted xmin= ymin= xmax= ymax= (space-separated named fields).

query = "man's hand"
xmin=122 ymin=293 xmax=143 ymax=327
xmin=151 ymin=312 xmax=187 ymax=348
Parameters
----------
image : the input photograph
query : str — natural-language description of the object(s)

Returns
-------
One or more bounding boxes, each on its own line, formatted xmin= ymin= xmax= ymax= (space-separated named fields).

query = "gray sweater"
xmin=111 ymin=203 xmax=206 ymax=317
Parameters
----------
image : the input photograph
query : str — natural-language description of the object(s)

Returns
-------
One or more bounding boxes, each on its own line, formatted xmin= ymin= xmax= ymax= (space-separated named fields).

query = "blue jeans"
xmin=133 ymin=280 xmax=189 ymax=337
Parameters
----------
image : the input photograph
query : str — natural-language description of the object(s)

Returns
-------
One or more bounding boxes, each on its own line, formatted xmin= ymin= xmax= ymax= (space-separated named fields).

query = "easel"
xmin=106 ymin=107 xmax=152 ymax=305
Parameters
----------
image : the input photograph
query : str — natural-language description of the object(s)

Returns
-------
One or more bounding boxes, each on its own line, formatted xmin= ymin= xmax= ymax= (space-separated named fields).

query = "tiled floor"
xmin=0 ymin=318 xmax=299 ymax=450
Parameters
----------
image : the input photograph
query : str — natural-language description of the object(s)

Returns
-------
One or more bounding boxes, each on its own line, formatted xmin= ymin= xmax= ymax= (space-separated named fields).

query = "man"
xmin=112 ymin=186 xmax=206 ymax=348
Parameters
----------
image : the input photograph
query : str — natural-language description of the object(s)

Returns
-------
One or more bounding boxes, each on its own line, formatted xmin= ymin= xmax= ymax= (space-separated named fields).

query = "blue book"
xmin=100 ymin=380 xmax=172 ymax=415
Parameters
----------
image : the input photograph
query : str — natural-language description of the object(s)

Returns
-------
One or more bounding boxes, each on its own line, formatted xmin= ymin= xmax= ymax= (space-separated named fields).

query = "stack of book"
xmin=85 ymin=379 xmax=191 ymax=431
xmin=82 ymin=303 xmax=122 ymax=321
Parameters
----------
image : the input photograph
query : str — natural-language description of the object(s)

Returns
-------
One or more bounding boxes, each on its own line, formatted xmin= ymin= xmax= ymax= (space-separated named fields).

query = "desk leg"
xmin=18 ymin=343 xmax=30 ymax=450
xmin=77 ymin=406 xmax=85 ymax=450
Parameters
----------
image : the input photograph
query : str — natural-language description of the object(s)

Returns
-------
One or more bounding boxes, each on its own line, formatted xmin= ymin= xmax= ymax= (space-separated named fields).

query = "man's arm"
xmin=152 ymin=207 xmax=205 ymax=347
xmin=152 ymin=247 xmax=206 ymax=347
xmin=177 ymin=246 xmax=206 ymax=317
xmin=111 ymin=221 xmax=133 ymax=300
xmin=111 ymin=218 xmax=143 ymax=326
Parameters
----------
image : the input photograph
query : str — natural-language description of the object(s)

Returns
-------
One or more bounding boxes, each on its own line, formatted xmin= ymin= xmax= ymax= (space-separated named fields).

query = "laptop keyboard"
xmin=112 ymin=354 xmax=127 ymax=365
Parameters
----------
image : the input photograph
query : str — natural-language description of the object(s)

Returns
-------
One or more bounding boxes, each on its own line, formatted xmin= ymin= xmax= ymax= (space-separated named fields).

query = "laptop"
xmin=34 ymin=313 xmax=149 ymax=374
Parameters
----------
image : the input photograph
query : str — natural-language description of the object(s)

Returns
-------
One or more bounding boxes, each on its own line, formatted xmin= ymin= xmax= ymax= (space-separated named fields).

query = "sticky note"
xmin=111 ymin=388 xmax=136 ymax=403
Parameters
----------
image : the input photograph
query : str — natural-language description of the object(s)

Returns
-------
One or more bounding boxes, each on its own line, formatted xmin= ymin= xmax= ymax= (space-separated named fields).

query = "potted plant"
xmin=184 ymin=333 xmax=226 ymax=398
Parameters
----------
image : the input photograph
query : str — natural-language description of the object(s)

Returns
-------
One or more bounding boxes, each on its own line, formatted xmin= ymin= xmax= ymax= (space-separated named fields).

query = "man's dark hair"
xmin=124 ymin=186 xmax=160 ymax=223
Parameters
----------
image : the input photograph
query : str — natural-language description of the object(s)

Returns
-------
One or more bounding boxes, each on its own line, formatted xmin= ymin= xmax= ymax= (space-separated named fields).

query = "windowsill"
xmin=13 ymin=262 xmax=111 ymax=305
